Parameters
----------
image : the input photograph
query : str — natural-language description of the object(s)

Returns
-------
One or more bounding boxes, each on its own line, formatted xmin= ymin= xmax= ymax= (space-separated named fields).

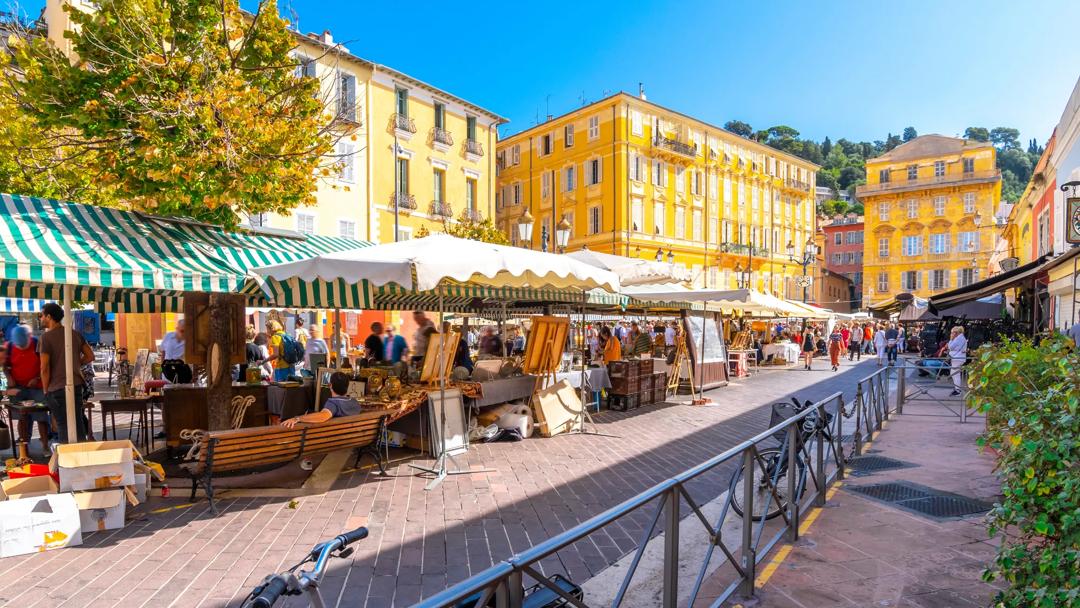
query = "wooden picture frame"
xmin=427 ymin=388 xmax=467 ymax=457
xmin=312 ymin=366 xmax=335 ymax=411
xmin=522 ymin=316 xmax=569 ymax=375
xmin=420 ymin=330 xmax=460 ymax=385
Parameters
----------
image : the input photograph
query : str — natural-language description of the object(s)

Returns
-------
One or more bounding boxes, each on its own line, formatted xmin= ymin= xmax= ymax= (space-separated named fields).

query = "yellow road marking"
xmin=150 ymin=503 xmax=194 ymax=514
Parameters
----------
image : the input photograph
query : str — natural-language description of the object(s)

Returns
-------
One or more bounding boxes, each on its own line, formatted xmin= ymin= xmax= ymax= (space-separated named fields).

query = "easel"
xmin=668 ymin=336 xmax=700 ymax=402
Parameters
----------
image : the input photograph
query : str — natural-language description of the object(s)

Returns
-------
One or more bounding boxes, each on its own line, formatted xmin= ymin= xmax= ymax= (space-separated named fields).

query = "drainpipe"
xmin=394 ymin=129 xmax=400 ymax=242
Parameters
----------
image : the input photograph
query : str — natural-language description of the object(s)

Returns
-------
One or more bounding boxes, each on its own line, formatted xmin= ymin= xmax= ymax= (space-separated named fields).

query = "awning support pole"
xmin=63 ymin=284 xmax=78 ymax=444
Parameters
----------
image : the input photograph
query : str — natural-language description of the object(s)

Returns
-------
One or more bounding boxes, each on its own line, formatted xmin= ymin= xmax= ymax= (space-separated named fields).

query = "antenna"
xmin=545 ymin=94 xmax=551 ymax=121
xmin=286 ymin=1 xmax=299 ymax=32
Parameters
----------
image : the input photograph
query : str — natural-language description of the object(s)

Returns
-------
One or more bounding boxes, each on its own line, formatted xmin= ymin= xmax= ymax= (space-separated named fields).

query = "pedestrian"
xmin=848 ymin=322 xmax=862 ymax=361
xmin=897 ymin=325 xmax=907 ymax=354
xmin=263 ymin=319 xmax=300 ymax=381
xmin=839 ymin=323 xmax=851 ymax=356
xmin=801 ymin=326 xmax=815 ymax=370
xmin=294 ymin=316 xmax=310 ymax=348
xmin=478 ymin=326 xmax=503 ymax=357
xmin=884 ymin=323 xmax=899 ymax=366
xmin=38 ymin=302 xmax=95 ymax=443
xmin=947 ymin=326 xmax=968 ymax=396
xmin=304 ymin=326 xmax=329 ymax=370
xmin=411 ymin=311 xmax=436 ymax=365
xmin=600 ymin=326 xmax=622 ymax=363
xmin=4 ymin=324 xmax=50 ymax=455
xmin=1068 ymin=321 xmax=1080 ymax=348
xmin=383 ymin=325 xmax=408 ymax=364
xmin=158 ymin=318 xmax=192 ymax=383
xmin=873 ymin=325 xmax=887 ymax=366
xmin=863 ymin=323 xmax=874 ymax=354
xmin=631 ymin=321 xmax=652 ymax=357
xmin=828 ymin=326 xmax=843 ymax=371
xmin=363 ymin=321 xmax=384 ymax=364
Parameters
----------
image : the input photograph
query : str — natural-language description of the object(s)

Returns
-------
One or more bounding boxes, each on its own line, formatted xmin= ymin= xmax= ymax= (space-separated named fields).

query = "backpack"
xmin=278 ymin=332 xmax=305 ymax=366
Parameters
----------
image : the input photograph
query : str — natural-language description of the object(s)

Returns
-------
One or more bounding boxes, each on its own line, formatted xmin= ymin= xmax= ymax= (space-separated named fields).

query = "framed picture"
xmin=346 ymin=381 xmax=366 ymax=402
xmin=522 ymin=316 xmax=569 ymax=375
xmin=312 ymin=366 xmax=335 ymax=410
xmin=427 ymin=388 xmax=467 ymax=457
xmin=420 ymin=330 xmax=460 ymax=384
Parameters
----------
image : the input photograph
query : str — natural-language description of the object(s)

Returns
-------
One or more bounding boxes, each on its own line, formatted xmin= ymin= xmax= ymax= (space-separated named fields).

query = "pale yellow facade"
xmin=495 ymin=93 xmax=819 ymax=295
xmin=857 ymin=135 xmax=1002 ymax=305
xmin=44 ymin=1 xmax=503 ymax=243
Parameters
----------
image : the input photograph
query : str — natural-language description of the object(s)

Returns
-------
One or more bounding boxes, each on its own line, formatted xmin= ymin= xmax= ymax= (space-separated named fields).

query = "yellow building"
xmin=45 ymin=1 xmax=504 ymax=243
xmin=495 ymin=93 xmax=819 ymax=296
xmin=857 ymin=135 xmax=1001 ymax=305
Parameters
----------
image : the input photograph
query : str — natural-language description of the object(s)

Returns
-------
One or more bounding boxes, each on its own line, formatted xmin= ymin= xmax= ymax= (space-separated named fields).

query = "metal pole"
xmin=62 ymin=285 xmax=78 ymax=444
xmin=739 ymin=448 xmax=756 ymax=597
xmin=853 ymin=383 xmax=863 ymax=456
xmin=815 ymin=403 xmax=826 ymax=506
xmin=662 ymin=488 xmax=680 ymax=608
xmin=333 ymin=308 xmax=342 ymax=370
xmin=786 ymin=424 xmax=800 ymax=542
xmin=802 ymin=259 xmax=808 ymax=303
xmin=896 ymin=367 xmax=906 ymax=414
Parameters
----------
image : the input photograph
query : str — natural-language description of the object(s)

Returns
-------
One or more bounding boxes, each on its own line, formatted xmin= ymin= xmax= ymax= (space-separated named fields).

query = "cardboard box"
xmin=74 ymin=490 xmax=126 ymax=534
xmin=0 ymin=493 xmax=83 ymax=557
xmin=56 ymin=440 xmax=137 ymax=492
xmin=133 ymin=473 xmax=149 ymax=504
xmin=0 ymin=475 xmax=59 ymax=501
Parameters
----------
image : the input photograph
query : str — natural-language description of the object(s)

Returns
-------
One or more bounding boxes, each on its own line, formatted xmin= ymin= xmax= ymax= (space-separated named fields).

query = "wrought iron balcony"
xmin=429 ymin=201 xmax=453 ymax=218
xmin=856 ymin=169 xmax=1000 ymax=196
xmin=465 ymin=138 xmax=484 ymax=156
xmin=784 ymin=178 xmax=812 ymax=192
xmin=393 ymin=113 xmax=417 ymax=134
xmin=652 ymin=134 xmax=697 ymax=158
xmin=718 ymin=242 xmax=771 ymax=257
xmin=432 ymin=127 xmax=453 ymax=147
xmin=389 ymin=192 xmax=416 ymax=213
xmin=462 ymin=208 xmax=483 ymax=222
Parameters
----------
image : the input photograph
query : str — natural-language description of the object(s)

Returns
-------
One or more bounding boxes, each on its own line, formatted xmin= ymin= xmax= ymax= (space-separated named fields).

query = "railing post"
xmin=895 ymin=365 xmax=906 ymax=414
xmin=663 ymin=488 xmax=680 ymax=608
xmin=739 ymin=448 xmax=756 ymax=598
xmin=786 ymin=424 xmax=800 ymax=542
xmin=853 ymin=384 xmax=863 ymax=457
xmin=879 ymin=373 xmax=889 ymax=421
xmin=505 ymin=571 xmax=523 ymax=608
xmin=816 ymin=403 xmax=826 ymax=505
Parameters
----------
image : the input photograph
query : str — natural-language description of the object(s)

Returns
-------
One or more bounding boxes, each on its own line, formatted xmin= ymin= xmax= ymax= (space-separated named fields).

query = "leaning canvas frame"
xmin=522 ymin=316 xmax=569 ymax=375
xmin=427 ymin=388 xmax=467 ymax=458
xmin=312 ymin=366 xmax=335 ymax=411
xmin=420 ymin=330 xmax=460 ymax=385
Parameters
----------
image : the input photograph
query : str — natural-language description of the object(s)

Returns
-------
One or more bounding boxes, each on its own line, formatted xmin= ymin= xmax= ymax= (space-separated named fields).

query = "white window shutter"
xmin=598 ymin=157 xmax=603 ymax=183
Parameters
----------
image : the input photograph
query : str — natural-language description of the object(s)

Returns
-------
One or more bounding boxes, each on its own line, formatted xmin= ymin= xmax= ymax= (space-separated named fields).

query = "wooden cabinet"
xmin=162 ymin=384 xmax=269 ymax=449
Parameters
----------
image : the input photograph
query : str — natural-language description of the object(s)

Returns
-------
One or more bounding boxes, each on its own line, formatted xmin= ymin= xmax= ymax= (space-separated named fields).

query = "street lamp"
xmin=734 ymin=262 xmax=751 ymax=288
xmin=655 ymin=248 xmax=663 ymax=262
xmin=541 ymin=224 xmax=549 ymax=253
xmin=517 ymin=209 xmax=534 ymax=249
xmin=666 ymin=250 xmax=675 ymax=264
xmin=555 ymin=217 xmax=572 ymax=253
xmin=787 ymin=237 xmax=817 ymax=303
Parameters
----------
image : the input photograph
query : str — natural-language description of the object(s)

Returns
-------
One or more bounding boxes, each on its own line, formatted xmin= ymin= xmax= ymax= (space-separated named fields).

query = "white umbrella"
xmin=564 ymin=250 xmax=690 ymax=286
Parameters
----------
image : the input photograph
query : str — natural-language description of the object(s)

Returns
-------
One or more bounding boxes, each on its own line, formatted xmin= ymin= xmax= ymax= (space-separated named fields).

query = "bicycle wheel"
xmin=728 ymin=447 xmax=806 ymax=521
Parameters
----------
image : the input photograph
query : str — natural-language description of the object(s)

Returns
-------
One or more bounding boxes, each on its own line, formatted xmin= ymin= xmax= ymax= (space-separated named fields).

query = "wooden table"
xmin=99 ymin=395 xmax=161 ymax=456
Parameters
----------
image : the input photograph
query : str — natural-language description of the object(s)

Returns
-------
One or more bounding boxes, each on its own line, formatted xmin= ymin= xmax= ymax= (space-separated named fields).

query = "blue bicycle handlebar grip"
xmin=338 ymin=527 xmax=368 ymax=547
xmin=251 ymin=577 xmax=288 ymax=608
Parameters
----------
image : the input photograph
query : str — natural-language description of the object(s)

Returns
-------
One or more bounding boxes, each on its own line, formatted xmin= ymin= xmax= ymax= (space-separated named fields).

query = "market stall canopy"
xmin=564 ymin=250 xmax=690 ymax=286
xmin=0 ymin=194 xmax=364 ymax=311
xmin=249 ymin=233 xmax=622 ymax=309
xmin=928 ymin=253 xmax=1052 ymax=310
xmin=621 ymin=286 xmax=808 ymax=317
xmin=785 ymin=300 xmax=834 ymax=320
xmin=868 ymin=293 xmax=926 ymax=318
xmin=918 ymin=295 xmax=1003 ymax=321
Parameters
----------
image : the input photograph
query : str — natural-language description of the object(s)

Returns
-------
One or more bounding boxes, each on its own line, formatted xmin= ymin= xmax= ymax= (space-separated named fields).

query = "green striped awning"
xmin=0 ymin=194 xmax=369 ymax=311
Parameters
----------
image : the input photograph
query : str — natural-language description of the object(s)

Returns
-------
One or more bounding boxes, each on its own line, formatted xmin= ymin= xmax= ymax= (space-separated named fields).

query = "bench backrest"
xmin=192 ymin=409 xmax=389 ymax=474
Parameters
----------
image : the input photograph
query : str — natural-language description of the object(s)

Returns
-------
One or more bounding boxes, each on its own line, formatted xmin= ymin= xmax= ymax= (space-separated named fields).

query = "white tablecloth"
xmin=763 ymin=343 xmax=800 ymax=362
xmin=554 ymin=367 xmax=611 ymax=391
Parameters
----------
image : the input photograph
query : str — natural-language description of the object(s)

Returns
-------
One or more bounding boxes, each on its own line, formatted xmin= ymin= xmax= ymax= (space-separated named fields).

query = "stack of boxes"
xmin=608 ymin=359 xmax=667 ymax=410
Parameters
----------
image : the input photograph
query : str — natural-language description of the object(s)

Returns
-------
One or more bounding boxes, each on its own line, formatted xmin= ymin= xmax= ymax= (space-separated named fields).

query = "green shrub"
xmin=969 ymin=335 xmax=1079 ymax=607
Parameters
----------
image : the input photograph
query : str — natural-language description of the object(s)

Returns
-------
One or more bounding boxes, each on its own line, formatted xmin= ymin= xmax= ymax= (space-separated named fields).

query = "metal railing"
xmin=432 ymin=127 xmax=454 ymax=146
xmin=393 ymin=113 xmax=417 ymax=134
xmin=429 ymin=201 xmax=453 ymax=218
xmin=894 ymin=356 xmax=981 ymax=422
xmin=653 ymin=134 xmax=698 ymax=158
xmin=416 ymin=367 xmax=894 ymax=608
xmin=466 ymin=138 xmax=484 ymax=156
xmin=462 ymin=208 xmax=483 ymax=222
xmin=390 ymin=192 xmax=417 ymax=212
xmin=856 ymin=170 xmax=1000 ymax=195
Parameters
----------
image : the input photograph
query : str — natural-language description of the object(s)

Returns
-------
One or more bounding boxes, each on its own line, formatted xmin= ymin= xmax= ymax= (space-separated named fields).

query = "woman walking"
xmin=873 ymin=324 xmax=887 ymax=366
xmin=801 ymin=326 xmax=815 ymax=370
xmin=828 ymin=326 xmax=843 ymax=371
xmin=848 ymin=322 xmax=862 ymax=361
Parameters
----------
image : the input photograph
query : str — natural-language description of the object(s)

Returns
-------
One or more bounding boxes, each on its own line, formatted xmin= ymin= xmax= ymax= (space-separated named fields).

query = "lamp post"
xmin=787 ymin=237 xmax=817 ymax=303
xmin=734 ymin=262 xmax=751 ymax=288
xmin=517 ymin=209 xmax=534 ymax=249
xmin=666 ymin=250 xmax=674 ymax=264
xmin=654 ymin=248 xmax=663 ymax=262
xmin=555 ymin=217 xmax=571 ymax=254
xmin=541 ymin=224 xmax=549 ymax=253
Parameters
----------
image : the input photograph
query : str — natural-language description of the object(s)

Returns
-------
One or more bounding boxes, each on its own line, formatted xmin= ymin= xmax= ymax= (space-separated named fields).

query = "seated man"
xmin=280 ymin=371 xmax=360 ymax=428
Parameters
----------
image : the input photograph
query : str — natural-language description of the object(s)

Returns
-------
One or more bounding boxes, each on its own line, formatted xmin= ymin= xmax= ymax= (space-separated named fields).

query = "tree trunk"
xmin=206 ymin=292 xmax=233 ymax=430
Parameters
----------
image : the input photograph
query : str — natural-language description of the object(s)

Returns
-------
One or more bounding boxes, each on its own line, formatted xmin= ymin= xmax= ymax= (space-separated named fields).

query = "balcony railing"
xmin=718 ymin=242 xmax=771 ymax=257
xmin=462 ymin=208 xmax=483 ymax=222
xmin=857 ymin=169 xmax=1000 ymax=195
xmin=432 ymin=127 xmax=453 ymax=146
xmin=784 ymin=178 xmax=812 ymax=192
xmin=393 ymin=113 xmax=417 ymax=134
xmin=653 ymin=134 xmax=698 ymax=158
xmin=389 ymin=192 xmax=416 ymax=213
xmin=465 ymin=138 xmax=484 ymax=156
xmin=429 ymin=201 xmax=453 ymax=218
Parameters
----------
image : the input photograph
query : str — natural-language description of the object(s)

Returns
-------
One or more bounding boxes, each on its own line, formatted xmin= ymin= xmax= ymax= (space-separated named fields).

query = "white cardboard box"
xmin=133 ymin=473 xmax=149 ymax=504
xmin=0 ymin=493 xmax=83 ymax=557
xmin=74 ymin=490 xmax=126 ymax=534
xmin=0 ymin=476 xmax=59 ymax=501
xmin=55 ymin=440 xmax=136 ymax=492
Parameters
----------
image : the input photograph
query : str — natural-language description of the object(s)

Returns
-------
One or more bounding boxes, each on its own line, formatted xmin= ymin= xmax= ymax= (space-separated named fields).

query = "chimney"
xmin=638 ymin=82 xmax=647 ymax=100
xmin=320 ymin=29 xmax=333 ymax=45
xmin=546 ymin=114 xmax=553 ymax=122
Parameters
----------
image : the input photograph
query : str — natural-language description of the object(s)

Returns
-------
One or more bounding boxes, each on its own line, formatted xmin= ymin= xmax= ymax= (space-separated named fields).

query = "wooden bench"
xmin=182 ymin=409 xmax=389 ymax=513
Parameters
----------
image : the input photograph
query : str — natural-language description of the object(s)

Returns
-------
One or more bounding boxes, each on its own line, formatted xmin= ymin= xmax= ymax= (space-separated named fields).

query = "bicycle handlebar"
xmin=338 ymin=526 xmax=368 ymax=547
xmin=249 ymin=577 xmax=288 ymax=608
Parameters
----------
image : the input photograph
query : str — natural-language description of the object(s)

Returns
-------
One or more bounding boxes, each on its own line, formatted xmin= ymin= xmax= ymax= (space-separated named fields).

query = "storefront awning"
xmin=928 ymin=253 xmax=1052 ymax=310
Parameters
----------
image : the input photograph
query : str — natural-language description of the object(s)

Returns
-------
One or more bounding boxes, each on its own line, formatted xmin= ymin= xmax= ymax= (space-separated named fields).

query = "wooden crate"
xmin=611 ymin=375 xmax=640 ymax=395
xmin=638 ymin=358 xmax=654 ymax=377
xmin=640 ymin=374 xmax=654 ymax=394
xmin=640 ymin=389 xmax=653 ymax=406
xmin=608 ymin=361 xmax=631 ymax=378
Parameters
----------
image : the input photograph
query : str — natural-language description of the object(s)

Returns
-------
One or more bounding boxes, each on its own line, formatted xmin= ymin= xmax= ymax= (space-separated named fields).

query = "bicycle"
xmin=727 ymin=397 xmax=836 ymax=521
xmin=242 ymin=527 xmax=368 ymax=608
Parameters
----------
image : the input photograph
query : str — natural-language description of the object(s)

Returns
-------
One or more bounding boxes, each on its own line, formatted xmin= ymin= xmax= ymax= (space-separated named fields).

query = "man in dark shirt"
xmin=364 ymin=322 xmax=385 ymax=364
xmin=38 ymin=302 xmax=95 ymax=443
xmin=281 ymin=372 xmax=361 ymax=427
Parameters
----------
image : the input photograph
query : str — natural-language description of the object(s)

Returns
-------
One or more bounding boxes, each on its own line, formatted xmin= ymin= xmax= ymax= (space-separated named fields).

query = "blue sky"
xmin=27 ymin=0 xmax=1080 ymax=145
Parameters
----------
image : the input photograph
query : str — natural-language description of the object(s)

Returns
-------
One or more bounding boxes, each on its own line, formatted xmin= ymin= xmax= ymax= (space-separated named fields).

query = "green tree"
xmin=2 ymin=0 xmax=337 ymax=229
xmin=990 ymin=127 xmax=1021 ymax=151
xmin=723 ymin=120 xmax=753 ymax=138
xmin=883 ymin=133 xmax=902 ymax=151
xmin=416 ymin=213 xmax=509 ymax=245
xmin=821 ymin=136 xmax=832 ymax=158
xmin=964 ymin=127 xmax=990 ymax=142
xmin=902 ymin=126 xmax=917 ymax=141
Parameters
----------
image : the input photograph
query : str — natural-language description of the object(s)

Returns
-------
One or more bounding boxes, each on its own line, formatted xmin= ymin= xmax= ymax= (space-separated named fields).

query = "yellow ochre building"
xmin=495 ymin=92 xmax=819 ymax=296
xmin=857 ymin=135 xmax=1002 ymax=306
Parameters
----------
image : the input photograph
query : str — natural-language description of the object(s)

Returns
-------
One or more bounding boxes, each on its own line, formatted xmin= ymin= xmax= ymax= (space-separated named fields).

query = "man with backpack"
xmin=262 ymin=319 xmax=304 ymax=382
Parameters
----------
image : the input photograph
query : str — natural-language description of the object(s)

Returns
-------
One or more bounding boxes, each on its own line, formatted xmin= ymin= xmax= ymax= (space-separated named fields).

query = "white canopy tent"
xmin=564 ymin=250 xmax=690 ymax=286
xmin=622 ymin=286 xmax=810 ymax=317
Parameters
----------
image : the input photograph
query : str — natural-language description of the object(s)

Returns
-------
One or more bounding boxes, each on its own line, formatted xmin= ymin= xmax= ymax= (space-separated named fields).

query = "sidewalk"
xmin=724 ymin=396 xmax=1003 ymax=607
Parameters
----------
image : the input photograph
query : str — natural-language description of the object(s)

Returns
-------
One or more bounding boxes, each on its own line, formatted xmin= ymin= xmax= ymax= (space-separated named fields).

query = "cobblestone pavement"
xmin=0 ymin=358 xmax=880 ymax=608
xmin=707 ymin=389 xmax=1002 ymax=607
